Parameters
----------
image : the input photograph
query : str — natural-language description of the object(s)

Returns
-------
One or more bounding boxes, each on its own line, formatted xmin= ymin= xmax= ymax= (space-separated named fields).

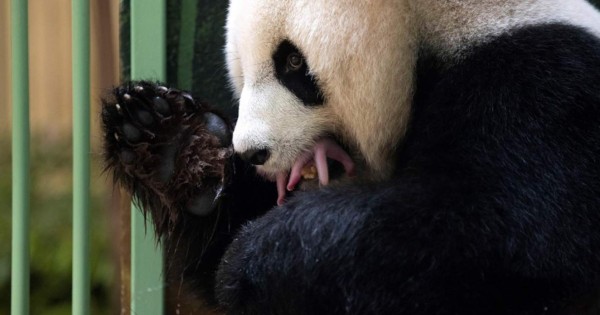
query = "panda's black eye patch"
xmin=273 ymin=40 xmax=324 ymax=106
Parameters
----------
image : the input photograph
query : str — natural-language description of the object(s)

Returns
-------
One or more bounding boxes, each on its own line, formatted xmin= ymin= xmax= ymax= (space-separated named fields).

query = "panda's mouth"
xmin=274 ymin=138 xmax=355 ymax=206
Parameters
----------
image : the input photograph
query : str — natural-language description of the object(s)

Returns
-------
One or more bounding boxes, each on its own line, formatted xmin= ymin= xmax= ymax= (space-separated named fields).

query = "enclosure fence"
xmin=10 ymin=0 xmax=166 ymax=314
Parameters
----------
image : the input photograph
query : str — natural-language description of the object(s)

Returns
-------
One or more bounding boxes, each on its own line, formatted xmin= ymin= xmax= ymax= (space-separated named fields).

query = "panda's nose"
xmin=240 ymin=148 xmax=271 ymax=165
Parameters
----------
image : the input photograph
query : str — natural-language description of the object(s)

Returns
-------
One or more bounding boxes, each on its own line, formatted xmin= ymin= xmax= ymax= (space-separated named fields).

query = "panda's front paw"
xmin=101 ymin=81 xmax=233 ymax=233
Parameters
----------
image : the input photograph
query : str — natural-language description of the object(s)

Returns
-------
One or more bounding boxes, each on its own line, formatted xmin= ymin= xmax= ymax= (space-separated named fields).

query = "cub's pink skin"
xmin=276 ymin=172 xmax=288 ymax=206
xmin=275 ymin=138 xmax=355 ymax=206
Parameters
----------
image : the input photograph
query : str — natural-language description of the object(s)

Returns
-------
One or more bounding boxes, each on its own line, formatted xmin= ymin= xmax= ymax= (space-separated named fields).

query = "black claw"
xmin=182 ymin=92 xmax=194 ymax=102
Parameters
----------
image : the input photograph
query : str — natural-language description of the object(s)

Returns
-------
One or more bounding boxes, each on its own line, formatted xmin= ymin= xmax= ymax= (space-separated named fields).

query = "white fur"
xmin=226 ymin=0 xmax=600 ymax=179
xmin=226 ymin=0 xmax=416 ymax=178
xmin=416 ymin=0 xmax=600 ymax=58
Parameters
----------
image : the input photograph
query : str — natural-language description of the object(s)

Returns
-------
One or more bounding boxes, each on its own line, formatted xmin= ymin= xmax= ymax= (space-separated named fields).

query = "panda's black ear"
xmin=272 ymin=40 xmax=325 ymax=106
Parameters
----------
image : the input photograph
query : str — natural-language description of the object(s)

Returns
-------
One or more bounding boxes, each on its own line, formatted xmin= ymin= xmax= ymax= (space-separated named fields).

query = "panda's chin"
xmin=255 ymin=138 xmax=356 ymax=206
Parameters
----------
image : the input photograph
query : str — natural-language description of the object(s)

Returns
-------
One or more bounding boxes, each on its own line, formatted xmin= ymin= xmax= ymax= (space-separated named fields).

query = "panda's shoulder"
xmin=462 ymin=23 xmax=600 ymax=74
xmin=408 ymin=22 xmax=600 ymax=167
xmin=419 ymin=23 xmax=600 ymax=102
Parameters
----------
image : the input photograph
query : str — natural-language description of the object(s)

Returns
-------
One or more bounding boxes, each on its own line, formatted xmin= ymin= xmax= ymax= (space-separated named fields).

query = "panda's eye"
xmin=273 ymin=40 xmax=324 ymax=106
xmin=287 ymin=53 xmax=304 ymax=71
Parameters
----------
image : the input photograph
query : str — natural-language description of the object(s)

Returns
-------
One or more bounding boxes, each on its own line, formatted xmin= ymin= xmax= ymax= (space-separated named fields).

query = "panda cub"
xmin=102 ymin=0 xmax=600 ymax=314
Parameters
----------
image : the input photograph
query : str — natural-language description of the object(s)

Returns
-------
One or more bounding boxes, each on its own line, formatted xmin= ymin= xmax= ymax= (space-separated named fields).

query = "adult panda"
xmin=102 ymin=0 xmax=600 ymax=314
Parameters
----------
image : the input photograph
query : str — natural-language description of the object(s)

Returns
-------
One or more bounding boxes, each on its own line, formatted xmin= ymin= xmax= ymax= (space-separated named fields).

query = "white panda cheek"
xmin=233 ymin=83 xmax=324 ymax=173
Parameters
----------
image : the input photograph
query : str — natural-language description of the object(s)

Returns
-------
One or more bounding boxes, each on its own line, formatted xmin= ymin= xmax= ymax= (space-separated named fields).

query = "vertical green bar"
xmin=10 ymin=0 xmax=30 ymax=314
xmin=72 ymin=0 xmax=90 ymax=314
xmin=177 ymin=0 xmax=197 ymax=90
xmin=131 ymin=0 xmax=165 ymax=314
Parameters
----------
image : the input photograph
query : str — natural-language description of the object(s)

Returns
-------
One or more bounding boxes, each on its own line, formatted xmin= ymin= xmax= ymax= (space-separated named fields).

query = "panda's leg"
xmin=101 ymin=81 xmax=276 ymax=304
xmin=215 ymin=182 xmax=491 ymax=315
xmin=215 ymin=179 xmax=596 ymax=315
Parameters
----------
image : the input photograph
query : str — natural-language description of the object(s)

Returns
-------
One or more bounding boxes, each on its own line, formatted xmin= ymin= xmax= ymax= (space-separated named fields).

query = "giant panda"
xmin=101 ymin=0 xmax=600 ymax=314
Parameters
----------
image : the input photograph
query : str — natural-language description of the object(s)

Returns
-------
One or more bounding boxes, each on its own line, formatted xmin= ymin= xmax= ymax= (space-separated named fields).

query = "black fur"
xmin=216 ymin=24 xmax=600 ymax=314
xmin=273 ymin=40 xmax=325 ymax=106
xmin=101 ymin=23 xmax=600 ymax=314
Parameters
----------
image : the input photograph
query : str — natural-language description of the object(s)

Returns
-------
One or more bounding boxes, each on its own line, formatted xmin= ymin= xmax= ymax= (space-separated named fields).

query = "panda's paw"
xmin=101 ymin=81 xmax=233 ymax=231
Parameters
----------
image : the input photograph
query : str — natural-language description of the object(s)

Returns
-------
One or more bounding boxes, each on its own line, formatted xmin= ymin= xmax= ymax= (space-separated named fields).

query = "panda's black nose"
xmin=240 ymin=148 xmax=271 ymax=165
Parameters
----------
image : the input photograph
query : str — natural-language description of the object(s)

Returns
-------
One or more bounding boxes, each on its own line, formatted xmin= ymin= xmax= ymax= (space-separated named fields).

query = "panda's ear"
xmin=224 ymin=2 xmax=244 ymax=99
xmin=272 ymin=40 xmax=325 ymax=106
xmin=225 ymin=42 xmax=243 ymax=99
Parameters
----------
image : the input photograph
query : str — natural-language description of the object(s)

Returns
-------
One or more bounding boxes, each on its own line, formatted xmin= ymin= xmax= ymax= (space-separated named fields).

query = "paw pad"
xmin=101 ymin=81 xmax=235 ymax=232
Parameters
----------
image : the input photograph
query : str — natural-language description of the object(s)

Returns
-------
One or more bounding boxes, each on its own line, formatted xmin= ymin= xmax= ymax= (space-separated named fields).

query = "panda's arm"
xmin=100 ymin=81 xmax=276 ymax=304
xmin=215 ymin=24 xmax=600 ymax=315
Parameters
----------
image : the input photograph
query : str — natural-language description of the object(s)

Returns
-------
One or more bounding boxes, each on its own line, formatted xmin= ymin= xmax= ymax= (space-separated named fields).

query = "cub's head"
xmin=225 ymin=0 xmax=417 ymax=200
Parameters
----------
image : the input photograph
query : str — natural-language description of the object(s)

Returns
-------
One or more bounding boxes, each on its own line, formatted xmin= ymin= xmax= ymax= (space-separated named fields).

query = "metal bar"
xmin=130 ymin=0 xmax=166 ymax=313
xmin=177 ymin=0 xmax=197 ymax=90
xmin=10 ymin=0 xmax=30 ymax=314
xmin=72 ymin=0 xmax=91 ymax=314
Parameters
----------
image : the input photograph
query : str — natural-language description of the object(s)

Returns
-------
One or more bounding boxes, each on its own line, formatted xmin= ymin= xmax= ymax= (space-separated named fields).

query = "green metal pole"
xmin=72 ymin=0 xmax=91 ymax=314
xmin=10 ymin=0 xmax=30 ymax=314
xmin=177 ymin=0 xmax=197 ymax=90
xmin=131 ymin=0 xmax=166 ymax=313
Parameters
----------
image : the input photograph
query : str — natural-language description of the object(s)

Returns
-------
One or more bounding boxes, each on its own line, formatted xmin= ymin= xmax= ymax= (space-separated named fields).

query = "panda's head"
xmin=226 ymin=0 xmax=417 ymax=196
xmin=225 ymin=0 xmax=600 ymax=202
